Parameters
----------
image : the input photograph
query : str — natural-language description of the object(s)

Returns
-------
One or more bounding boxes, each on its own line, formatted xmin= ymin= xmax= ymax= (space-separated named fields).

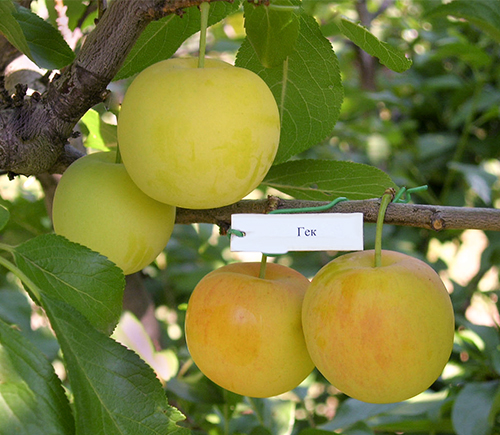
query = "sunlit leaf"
xmin=0 ymin=0 xmax=31 ymax=60
xmin=115 ymin=1 xmax=240 ymax=81
xmin=13 ymin=234 xmax=125 ymax=336
xmin=236 ymin=14 xmax=343 ymax=163
xmin=337 ymin=18 xmax=412 ymax=73
xmin=42 ymin=296 xmax=189 ymax=435
xmin=12 ymin=4 xmax=75 ymax=69
xmin=243 ymin=0 xmax=300 ymax=68
xmin=80 ymin=109 xmax=117 ymax=151
xmin=263 ymin=160 xmax=396 ymax=201
xmin=0 ymin=318 xmax=75 ymax=435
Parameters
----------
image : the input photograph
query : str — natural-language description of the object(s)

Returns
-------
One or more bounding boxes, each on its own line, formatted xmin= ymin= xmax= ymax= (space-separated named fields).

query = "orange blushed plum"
xmin=302 ymin=250 xmax=455 ymax=404
xmin=185 ymin=262 xmax=314 ymax=398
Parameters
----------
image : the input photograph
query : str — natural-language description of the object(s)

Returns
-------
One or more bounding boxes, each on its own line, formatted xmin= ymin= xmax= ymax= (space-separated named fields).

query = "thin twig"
xmin=175 ymin=197 xmax=500 ymax=233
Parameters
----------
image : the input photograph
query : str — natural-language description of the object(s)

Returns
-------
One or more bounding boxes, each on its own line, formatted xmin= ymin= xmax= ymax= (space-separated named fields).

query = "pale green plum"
xmin=52 ymin=151 xmax=175 ymax=275
xmin=185 ymin=262 xmax=314 ymax=398
xmin=117 ymin=58 xmax=280 ymax=209
xmin=302 ymin=250 xmax=455 ymax=404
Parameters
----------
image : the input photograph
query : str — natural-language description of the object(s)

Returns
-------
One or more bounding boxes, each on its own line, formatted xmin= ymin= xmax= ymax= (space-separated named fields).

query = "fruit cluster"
xmin=51 ymin=57 xmax=454 ymax=405
xmin=52 ymin=58 xmax=280 ymax=274
xmin=185 ymin=250 xmax=455 ymax=404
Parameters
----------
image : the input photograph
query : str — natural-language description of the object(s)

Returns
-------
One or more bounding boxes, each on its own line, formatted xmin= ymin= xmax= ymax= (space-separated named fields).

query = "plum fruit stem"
xmin=374 ymin=190 xmax=394 ymax=268
xmin=198 ymin=1 xmax=210 ymax=68
xmin=115 ymin=145 xmax=122 ymax=164
xmin=259 ymin=254 xmax=268 ymax=279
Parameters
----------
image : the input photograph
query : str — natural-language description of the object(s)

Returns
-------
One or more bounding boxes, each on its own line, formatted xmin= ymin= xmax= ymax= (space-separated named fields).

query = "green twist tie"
xmin=392 ymin=185 xmax=428 ymax=204
xmin=227 ymin=229 xmax=245 ymax=238
xmin=269 ymin=197 xmax=349 ymax=214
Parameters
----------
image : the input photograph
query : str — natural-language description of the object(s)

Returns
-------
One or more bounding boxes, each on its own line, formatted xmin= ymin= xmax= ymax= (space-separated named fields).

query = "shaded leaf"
xmin=113 ymin=311 xmax=179 ymax=383
xmin=366 ymin=392 xmax=453 ymax=433
xmin=337 ymin=18 xmax=412 ymax=73
xmin=0 ymin=205 xmax=10 ymax=233
xmin=0 ymin=0 xmax=31 ymax=60
xmin=452 ymin=381 xmax=500 ymax=435
xmin=0 ymin=287 xmax=59 ymax=360
xmin=42 ymin=295 xmax=189 ymax=435
xmin=263 ymin=160 xmax=396 ymax=201
xmin=243 ymin=0 xmax=300 ymax=68
xmin=0 ymin=383 xmax=42 ymax=434
xmin=115 ymin=1 xmax=240 ymax=81
xmin=236 ymin=14 xmax=343 ymax=163
xmin=249 ymin=398 xmax=295 ymax=435
xmin=167 ymin=376 xmax=225 ymax=405
xmin=432 ymin=42 xmax=492 ymax=68
xmin=343 ymin=422 xmax=376 ymax=435
xmin=450 ymin=162 xmax=497 ymax=205
xmin=298 ymin=429 xmax=337 ymax=435
xmin=13 ymin=234 xmax=125 ymax=336
xmin=0 ymin=318 xmax=75 ymax=435
xmin=425 ymin=0 xmax=500 ymax=44
xmin=320 ymin=398 xmax=401 ymax=431
xmin=12 ymin=4 xmax=75 ymax=69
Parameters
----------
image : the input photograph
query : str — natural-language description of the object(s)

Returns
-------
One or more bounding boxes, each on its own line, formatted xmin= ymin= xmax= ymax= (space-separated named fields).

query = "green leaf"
xmin=42 ymin=295 xmax=189 ymax=435
xmin=249 ymin=427 xmax=272 ymax=435
xmin=320 ymin=399 xmax=402 ymax=431
xmin=0 ymin=0 xmax=32 ymax=60
xmin=304 ymin=423 xmax=375 ymax=435
xmin=115 ymin=1 xmax=240 ymax=81
xmin=113 ymin=312 xmax=179 ymax=383
xmin=425 ymin=0 xmax=500 ymax=44
xmin=0 ymin=205 xmax=10 ymax=233
xmin=243 ymin=0 xmax=300 ymax=68
xmin=449 ymin=162 xmax=497 ymax=204
xmin=0 ymin=287 xmax=59 ymax=361
xmin=0 ymin=196 xmax=51 ymax=246
xmin=343 ymin=422 xmax=376 ymax=435
xmin=452 ymin=381 xmax=500 ymax=435
xmin=80 ymin=109 xmax=117 ymax=151
xmin=298 ymin=429 xmax=338 ymax=435
xmin=0 ymin=383 xmax=42 ymax=434
xmin=365 ymin=391 xmax=453 ymax=433
xmin=12 ymin=4 xmax=75 ymax=70
xmin=236 ymin=14 xmax=343 ymax=163
xmin=13 ymin=234 xmax=125 ymax=336
xmin=432 ymin=42 xmax=492 ymax=68
xmin=0 ymin=318 xmax=75 ymax=435
xmin=263 ymin=160 xmax=396 ymax=201
xmin=337 ymin=18 xmax=412 ymax=73
xmin=249 ymin=398 xmax=295 ymax=435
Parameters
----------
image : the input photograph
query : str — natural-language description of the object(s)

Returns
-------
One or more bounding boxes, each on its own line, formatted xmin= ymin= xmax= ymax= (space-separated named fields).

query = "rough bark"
xmin=0 ymin=0 xmax=230 ymax=176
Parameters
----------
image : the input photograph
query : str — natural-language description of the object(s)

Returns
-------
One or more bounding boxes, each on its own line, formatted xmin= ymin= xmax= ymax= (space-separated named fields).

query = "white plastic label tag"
xmin=230 ymin=213 xmax=364 ymax=254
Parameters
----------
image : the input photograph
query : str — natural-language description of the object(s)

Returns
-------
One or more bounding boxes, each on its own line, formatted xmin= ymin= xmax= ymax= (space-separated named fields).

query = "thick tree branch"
xmin=175 ymin=197 xmax=500 ymax=233
xmin=0 ymin=0 xmax=231 ymax=176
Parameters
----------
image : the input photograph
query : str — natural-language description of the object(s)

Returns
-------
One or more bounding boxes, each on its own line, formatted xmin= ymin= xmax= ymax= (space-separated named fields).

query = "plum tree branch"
xmin=2 ymin=0 xmax=499 ymax=235
xmin=175 ymin=197 xmax=500 ymax=233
